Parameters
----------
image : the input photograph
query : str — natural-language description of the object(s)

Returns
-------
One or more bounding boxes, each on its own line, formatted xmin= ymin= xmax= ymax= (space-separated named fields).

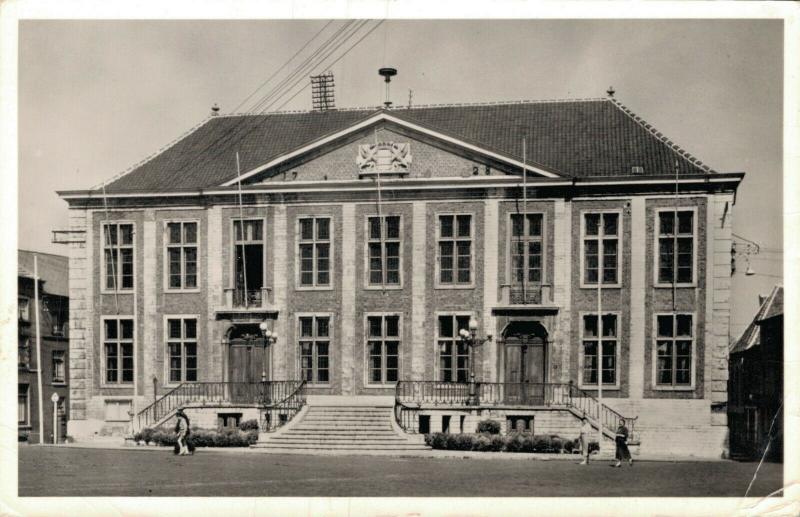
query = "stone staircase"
xmin=252 ymin=396 xmax=429 ymax=453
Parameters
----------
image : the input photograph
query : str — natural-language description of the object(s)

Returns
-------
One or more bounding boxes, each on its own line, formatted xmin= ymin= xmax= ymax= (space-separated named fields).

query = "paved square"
xmin=18 ymin=447 xmax=783 ymax=497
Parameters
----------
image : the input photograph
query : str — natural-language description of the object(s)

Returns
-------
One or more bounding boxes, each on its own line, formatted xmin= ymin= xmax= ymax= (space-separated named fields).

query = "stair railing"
xmin=260 ymin=381 xmax=306 ymax=432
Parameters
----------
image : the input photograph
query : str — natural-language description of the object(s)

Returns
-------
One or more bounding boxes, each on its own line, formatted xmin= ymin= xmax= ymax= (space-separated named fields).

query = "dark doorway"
xmin=233 ymin=220 xmax=265 ymax=307
xmin=502 ymin=320 xmax=548 ymax=405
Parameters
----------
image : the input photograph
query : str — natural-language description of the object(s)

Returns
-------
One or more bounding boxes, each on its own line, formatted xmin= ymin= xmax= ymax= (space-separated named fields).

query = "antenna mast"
xmin=310 ymin=72 xmax=336 ymax=111
xmin=379 ymin=67 xmax=397 ymax=108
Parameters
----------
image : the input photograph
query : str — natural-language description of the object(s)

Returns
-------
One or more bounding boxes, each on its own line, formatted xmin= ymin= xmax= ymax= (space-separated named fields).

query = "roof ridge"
xmin=19 ymin=249 xmax=68 ymax=259
xmin=220 ymin=97 xmax=610 ymax=117
xmin=92 ymin=115 xmax=215 ymax=191
xmin=608 ymin=98 xmax=716 ymax=173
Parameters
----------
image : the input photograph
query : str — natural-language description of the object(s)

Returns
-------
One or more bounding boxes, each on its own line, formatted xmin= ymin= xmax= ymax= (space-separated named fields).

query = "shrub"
xmin=424 ymin=433 xmax=434 ymax=447
xmin=488 ymin=435 xmax=505 ymax=452
xmin=141 ymin=427 xmax=155 ymax=445
xmin=239 ymin=419 xmax=260 ymax=431
xmin=245 ymin=430 xmax=259 ymax=445
xmin=504 ymin=433 xmax=525 ymax=452
xmin=133 ymin=431 xmax=142 ymax=443
xmin=520 ymin=434 xmax=537 ymax=453
xmin=18 ymin=432 xmax=29 ymax=442
xmin=588 ymin=440 xmax=600 ymax=454
xmin=472 ymin=435 xmax=492 ymax=451
xmin=446 ymin=433 xmax=475 ymax=451
xmin=430 ymin=432 xmax=448 ymax=449
xmin=476 ymin=419 xmax=502 ymax=435
xmin=551 ymin=436 xmax=563 ymax=453
xmin=563 ymin=439 xmax=575 ymax=454
xmin=532 ymin=434 xmax=551 ymax=453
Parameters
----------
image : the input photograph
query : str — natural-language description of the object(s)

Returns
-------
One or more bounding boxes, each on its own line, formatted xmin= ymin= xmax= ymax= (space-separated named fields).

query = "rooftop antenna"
xmin=311 ymin=72 xmax=336 ymax=111
xmin=379 ymin=67 xmax=397 ymax=108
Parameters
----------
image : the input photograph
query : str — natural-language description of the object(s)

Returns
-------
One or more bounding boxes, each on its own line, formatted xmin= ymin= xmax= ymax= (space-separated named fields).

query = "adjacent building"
xmin=18 ymin=250 xmax=70 ymax=444
xmin=728 ymin=285 xmax=783 ymax=461
xmin=58 ymin=95 xmax=743 ymax=457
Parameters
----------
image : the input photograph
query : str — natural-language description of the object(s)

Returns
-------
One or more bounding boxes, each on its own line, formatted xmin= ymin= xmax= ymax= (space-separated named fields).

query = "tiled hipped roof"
xmin=730 ymin=285 xmax=783 ymax=354
xmin=102 ymin=98 xmax=714 ymax=193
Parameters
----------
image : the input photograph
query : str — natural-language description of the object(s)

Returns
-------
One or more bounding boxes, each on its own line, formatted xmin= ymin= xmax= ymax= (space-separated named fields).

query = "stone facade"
xmin=62 ymin=121 xmax=740 ymax=458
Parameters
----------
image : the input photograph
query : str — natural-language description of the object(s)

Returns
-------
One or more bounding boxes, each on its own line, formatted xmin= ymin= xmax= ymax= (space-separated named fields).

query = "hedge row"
xmin=424 ymin=432 xmax=600 ymax=454
xmin=133 ymin=428 xmax=259 ymax=448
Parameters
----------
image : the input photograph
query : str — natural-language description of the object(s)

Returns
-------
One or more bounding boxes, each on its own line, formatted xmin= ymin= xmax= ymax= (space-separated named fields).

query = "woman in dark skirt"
xmin=613 ymin=418 xmax=632 ymax=467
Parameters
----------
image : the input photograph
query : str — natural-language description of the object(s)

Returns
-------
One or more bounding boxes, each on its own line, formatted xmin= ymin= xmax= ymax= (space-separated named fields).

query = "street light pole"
xmin=459 ymin=317 xmax=493 ymax=406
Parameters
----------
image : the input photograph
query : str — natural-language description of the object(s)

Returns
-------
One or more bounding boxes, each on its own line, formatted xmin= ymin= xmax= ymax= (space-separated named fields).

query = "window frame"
xmin=19 ymin=337 xmax=31 ymax=369
xmin=52 ymin=349 xmax=66 ymax=385
xmin=229 ymin=217 xmax=267 ymax=290
xmin=18 ymin=384 xmax=30 ymax=426
xmin=434 ymin=312 xmax=474 ymax=383
xmin=100 ymin=316 xmax=135 ymax=388
xmin=100 ymin=221 xmax=136 ymax=294
xmin=103 ymin=398 xmax=133 ymax=422
xmin=579 ymin=209 xmax=623 ymax=289
xmin=577 ymin=311 xmax=621 ymax=390
xmin=651 ymin=312 xmax=697 ymax=391
xmin=505 ymin=211 xmax=547 ymax=286
xmin=296 ymin=312 xmax=334 ymax=386
xmin=364 ymin=312 xmax=403 ymax=387
xmin=163 ymin=315 xmax=200 ymax=387
xmin=434 ymin=213 xmax=476 ymax=289
xmin=163 ymin=219 xmax=201 ymax=292
xmin=654 ymin=207 xmax=698 ymax=288
xmin=364 ymin=214 xmax=404 ymax=290
xmin=295 ymin=215 xmax=334 ymax=291
xmin=18 ymin=296 xmax=30 ymax=321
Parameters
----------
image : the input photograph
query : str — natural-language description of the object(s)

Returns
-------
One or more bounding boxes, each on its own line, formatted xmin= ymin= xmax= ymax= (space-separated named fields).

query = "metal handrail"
xmin=261 ymin=380 xmax=306 ymax=432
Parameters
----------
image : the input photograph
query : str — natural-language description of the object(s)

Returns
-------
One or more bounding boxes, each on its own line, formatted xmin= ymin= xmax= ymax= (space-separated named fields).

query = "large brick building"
xmin=58 ymin=97 xmax=742 ymax=457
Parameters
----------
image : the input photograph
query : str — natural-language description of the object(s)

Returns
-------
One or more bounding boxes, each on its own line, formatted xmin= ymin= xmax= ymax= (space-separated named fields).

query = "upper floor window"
xmin=18 ymin=338 xmax=31 ymax=369
xmin=655 ymin=314 xmax=693 ymax=387
xmin=167 ymin=317 xmax=197 ymax=383
xmin=581 ymin=313 xmax=618 ymax=387
xmin=18 ymin=384 xmax=29 ymax=425
xmin=298 ymin=217 xmax=331 ymax=288
xmin=437 ymin=314 xmax=471 ymax=382
xmin=52 ymin=350 xmax=66 ymax=384
xmin=166 ymin=222 xmax=198 ymax=290
xmin=367 ymin=215 xmax=401 ymax=286
xmin=438 ymin=215 xmax=472 ymax=285
xmin=583 ymin=212 xmax=620 ymax=285
xmin=299 ymin=315 xmax=331 ymax=384
xmin=18 ymin=297 xmax=30 ymax=321
xmin=657 ymin=210 xmax=695 ymax=285
xmin=509 ymin=213 xmax=543 ymax=285
xmin=102 ymin=223 xmax=134 ymax=291
xmin=104 ymin=318 xmax=134 ymax=384
xmin=233 ymin=219 xmax=265 ymax=304
xmin=367 ymin=314 xmax=400 ymax=384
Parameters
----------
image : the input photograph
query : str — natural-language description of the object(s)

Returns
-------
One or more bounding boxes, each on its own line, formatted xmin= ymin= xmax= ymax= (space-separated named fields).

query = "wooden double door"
xmin=504 ymin=336 xmax=547 ymax=405
xmin=227 ymin=332 xmax=270 ymax=404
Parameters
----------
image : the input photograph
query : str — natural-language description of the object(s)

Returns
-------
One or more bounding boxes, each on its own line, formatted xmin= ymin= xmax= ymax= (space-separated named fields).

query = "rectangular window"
xmin=298 ymin=315 xmax=331 ymax=384
xmin=438 ymin=215 xmax=472 ymax=285
xmin=656 ymin=314 xmax=693 ymax=387
xmin=583 ymin=212 xmax=620 ymax=285
xmin=233 ymin=219 xmax=265 ymax=305
xmin=52 ymin=350 xmax=66 ymax=384
xmin=367 ymin=315 xmax=400 ymax=384
xmin=104 ymin=399 xmax=132 ymax=422
xmin=18 ymin=297 xmax=30 ymax=321
xmin=165 ymin=221 xmax=198 ymax=289
xmin=298 ymin=217 xmax=331 ymax=287
xmin=167 ymin=318 xmax=198 ymax=383
xmin=102 ymin=223 xmax=134 ymax=290
xmin=367 ymin=215 xmax=401 ymax=286
xmin=581 ymin=314 xmax=618 ymax=386
xmin=510 ymin=213 xmax=543 ymax=284
xmin=104 ymin=318 xmax=134 ymax=384
xmin=657 ymin=210 xmax=694 ymax=284
xmin=437 ymin=314 xmax=471 ymax=382
xmin=18 ymin=384 xmax=29 ymax=425
xmin=19 ymin=338 xmax=31 ymax=369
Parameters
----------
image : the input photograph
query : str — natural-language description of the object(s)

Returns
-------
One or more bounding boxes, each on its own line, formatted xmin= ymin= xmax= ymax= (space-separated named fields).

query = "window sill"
xmin=100 ymin=384 xmax=135 ymax=389
xmin=100 ymin=290 xmax=135 ymax=296
xmin=579 ymin=283 xmax=623 ymax=290
xmin=305 ymin=383 xmax=332 ymax=388
xmin=364 ymin=384 xmax=397 ymax=389
xmin=364 ymin=285 xmax=403 ymax=291
xmin=18 ymin=425 xmax=33 ymax=430
xmin=164 ymin=289 xmax=202 ymax=294
xmin=433 ymin=284 xmax=476 ymax=290
xmin=51 ymin=382 xmax=67 ymax=387
xmin=577 ymin=385 xmax=621 ymax=391
xmin=652 ymin=385 xmax=695 ymax=391
xmin=295 ymin=286 xmax=335 ymax=292
xmin=654 ymin=283 xmax=697 ymax=289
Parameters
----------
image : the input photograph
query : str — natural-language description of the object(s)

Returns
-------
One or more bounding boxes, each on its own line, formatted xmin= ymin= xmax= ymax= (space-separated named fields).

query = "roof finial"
xmin=379 ymin=67 xmax=397 ymax=108
xmin=606 ymin=86 xmax=616 ymax=98
xmin=211 ymin=103 xmax=220 ymax=116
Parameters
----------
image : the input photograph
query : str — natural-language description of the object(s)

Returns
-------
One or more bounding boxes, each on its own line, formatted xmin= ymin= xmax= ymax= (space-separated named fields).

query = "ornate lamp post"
xmin=459 ymin=317 xmax=492 ymax=406
xmin=258 ymin=321 xmax=278 ymax=383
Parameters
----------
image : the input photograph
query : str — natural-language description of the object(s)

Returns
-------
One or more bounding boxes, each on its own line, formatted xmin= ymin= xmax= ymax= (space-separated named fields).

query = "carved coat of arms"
xmin=357 ymin=142 xmax=412 ymax=173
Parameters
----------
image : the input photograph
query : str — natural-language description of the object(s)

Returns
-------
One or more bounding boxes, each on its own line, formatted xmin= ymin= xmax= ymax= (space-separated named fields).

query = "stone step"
xmin=252 ymin=442 xmax=429 ymax=450
xmin=267 ymin=437 xmax=413 ymax=444
xmin=281 ymin=430 xmax=400 ymax=436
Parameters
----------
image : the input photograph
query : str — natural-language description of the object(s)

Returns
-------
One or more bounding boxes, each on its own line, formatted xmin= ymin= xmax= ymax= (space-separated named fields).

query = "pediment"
xmin=223 ymin=112 xmax=561 ymax=186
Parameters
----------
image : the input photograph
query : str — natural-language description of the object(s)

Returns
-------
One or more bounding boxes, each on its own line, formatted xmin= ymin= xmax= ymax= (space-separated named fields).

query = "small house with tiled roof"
xmin=728 ymin=285 xmax=783 ymax=460
xmin=58 ymin=95 xmax=743 ymax=458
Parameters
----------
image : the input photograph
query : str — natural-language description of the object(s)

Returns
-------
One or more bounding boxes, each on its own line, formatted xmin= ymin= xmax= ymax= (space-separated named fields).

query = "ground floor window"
xmin=299 ymin=315 xmax=330 ymax=384
xmin=367 ymin=314 xmax=400 ymax=384
xmin=104 ymin=399 xmax=132 ymax=422
xmin=104 ymin=318 xmax=134 ymax=384
xmin=18 ymin=384 xmax=29 ymax=425
xmin=167 ymin=317 xmax=198 ymax=383
xmin=218 ymin=413 xmax=242 ymax=429
xmin=581 ymin=313 xmax=618 ymax=386
xmin=437 ymin=314 xmax=470 ymax=382
xmin=656 ymin=313 xmax=694 ymax=387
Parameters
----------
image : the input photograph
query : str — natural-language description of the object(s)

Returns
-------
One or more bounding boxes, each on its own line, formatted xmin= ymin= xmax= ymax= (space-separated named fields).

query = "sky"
xmin=16 ymin=18 xmax=784 ymax=338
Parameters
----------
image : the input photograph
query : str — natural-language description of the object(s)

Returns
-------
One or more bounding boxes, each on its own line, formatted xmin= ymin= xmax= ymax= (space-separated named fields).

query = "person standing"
xmin=175 ymin=408 xmax=191 ymax=456
xmin=613 ymin=418 xmax=632 ymax=467
xmin=578 ymin=416 xmax=594 ymax=465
